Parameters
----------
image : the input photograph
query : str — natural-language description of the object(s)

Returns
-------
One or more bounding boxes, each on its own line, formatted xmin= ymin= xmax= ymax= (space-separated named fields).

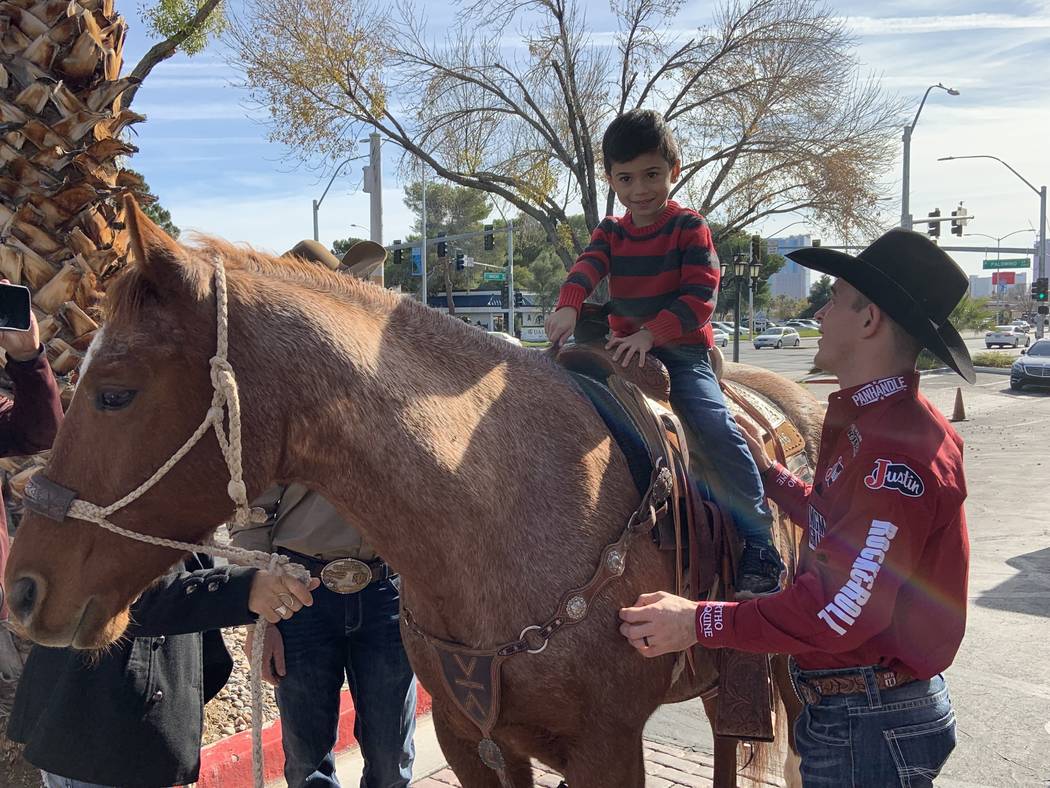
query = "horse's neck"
xmin=242 ymin=288 xmax=637 ymax=643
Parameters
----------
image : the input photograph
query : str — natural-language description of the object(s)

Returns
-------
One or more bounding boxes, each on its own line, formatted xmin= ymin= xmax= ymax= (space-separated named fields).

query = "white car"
xmin=712 ymin=321 xmax=740 ymax=336
xmin=985 ymin=325 xmax=1030 ymax=349
xmin=711 ymin=328 xmax=729 ymax=348
xmin=787 ymin=319 xmax=820 ymax=331
xmin=753 ymin=326 xmax=801 ymax=349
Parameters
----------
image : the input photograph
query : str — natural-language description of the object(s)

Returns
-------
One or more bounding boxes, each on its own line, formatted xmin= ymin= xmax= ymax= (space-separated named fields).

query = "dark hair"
xmin=601 ymin=109 xmax=680 ymax=173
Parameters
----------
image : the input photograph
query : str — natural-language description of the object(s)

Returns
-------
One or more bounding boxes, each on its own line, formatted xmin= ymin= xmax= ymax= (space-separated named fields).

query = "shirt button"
xmin=207 ymin=581 xmax=219 ymax=592
xmin=152 ymin=690 xmax=164 ymax=702
xmin=185 ymin=584 xmax=197 ymax=595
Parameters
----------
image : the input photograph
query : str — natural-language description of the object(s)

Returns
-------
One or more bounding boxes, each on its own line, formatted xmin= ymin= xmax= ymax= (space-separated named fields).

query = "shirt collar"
xmin=828 ymin=371 xmax=919 ymax=424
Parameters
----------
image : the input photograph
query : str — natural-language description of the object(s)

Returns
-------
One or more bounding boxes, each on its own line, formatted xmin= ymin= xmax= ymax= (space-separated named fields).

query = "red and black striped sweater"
xmin=556 ymin=201 xmax=719 ymax=347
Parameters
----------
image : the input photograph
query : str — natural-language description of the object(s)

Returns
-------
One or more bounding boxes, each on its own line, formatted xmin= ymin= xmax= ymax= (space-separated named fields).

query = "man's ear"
xmin=123 ymin=195 xmax=206 ymax=295
xmin=860 ymin=303 xmax=884 ymax=338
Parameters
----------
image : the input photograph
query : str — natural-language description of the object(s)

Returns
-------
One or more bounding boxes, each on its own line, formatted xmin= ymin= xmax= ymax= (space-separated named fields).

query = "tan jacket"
xmin=230 ymin=483 xmax=378 ymax=562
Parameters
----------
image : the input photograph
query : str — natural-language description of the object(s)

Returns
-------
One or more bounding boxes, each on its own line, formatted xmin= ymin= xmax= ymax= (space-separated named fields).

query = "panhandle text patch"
xmin=864 ymin=459 xmax=925 ymax=498
xmin=851 ymin=376 xmax=907 ymax=407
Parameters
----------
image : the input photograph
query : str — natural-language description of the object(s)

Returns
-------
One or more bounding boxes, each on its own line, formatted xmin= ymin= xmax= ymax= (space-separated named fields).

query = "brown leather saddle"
xmin=556 ymin=338 xmax=810 ymax=742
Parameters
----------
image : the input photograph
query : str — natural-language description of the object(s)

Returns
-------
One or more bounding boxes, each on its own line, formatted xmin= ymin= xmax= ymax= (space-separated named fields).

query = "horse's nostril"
xmin=8 ymin=576 xmax=39 ymax=621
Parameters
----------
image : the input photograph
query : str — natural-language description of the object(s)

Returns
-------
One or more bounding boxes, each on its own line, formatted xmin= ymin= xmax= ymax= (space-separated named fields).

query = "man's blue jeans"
xmin=791 ymin=663 xmax=957 ymax=787
xmin=652 ymin=344 xmax=773 ymax=540
xmin=40 ymin=772 xmax=111 ymax=788
xmin=275 ymin=575 xmax=416 ymax=788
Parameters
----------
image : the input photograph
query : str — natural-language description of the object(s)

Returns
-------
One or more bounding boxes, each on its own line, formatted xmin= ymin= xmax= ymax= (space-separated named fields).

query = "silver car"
xmin=753 ymin=326 xmax=801 ymax=349
xmin=1011 ymin=339 xmax=1050 ymax=390
xmin=711 ymin=328 xmax=729 ymax=348
xmin=986 ymin=325 xmax=1030 ymax=349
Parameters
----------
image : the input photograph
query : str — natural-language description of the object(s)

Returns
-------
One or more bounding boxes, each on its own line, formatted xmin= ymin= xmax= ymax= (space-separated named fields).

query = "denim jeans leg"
xmin=343 ymin=578 xmax=416 ymax=788
xmin=654 ymin=345 xmax=773 ymax=540
xmin=276 ymin=587 xmax=348 ymax=788
xmin=40 ymin=772 xmax=113 ymax=788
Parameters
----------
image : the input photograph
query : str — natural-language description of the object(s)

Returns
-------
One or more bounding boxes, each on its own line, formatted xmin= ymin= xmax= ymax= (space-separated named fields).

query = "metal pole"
xmin=367 ymin=133 xmax=383 ymax=246
xmin=1039 ymin=185 xmax=1047 ymax=338
xmin=420 ymin=166 xmax=428 ymax=303
xmin=506 ymin=218 xmax=515 ymax=335
xmin=901 ymin=125 xmax=912 ymax=230
xmin=733 ymin=275 xmax=742 ymax=363
xmin=748 ymin=278 xmax=755 ymax=343
xmin=312 ymin=200 xmax=319 ymax=242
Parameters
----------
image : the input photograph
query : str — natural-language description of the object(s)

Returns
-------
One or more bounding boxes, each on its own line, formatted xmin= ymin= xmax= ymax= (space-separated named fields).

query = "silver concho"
xmin=319 ymin=558 xmax=372 ymax=594
xmin=478 ymin=737 xmax=506 ymax=770
xmin=566 ymin=595 xmax=587 ymax=620
xmin=606 ymin=549 xmax=625 ymax=576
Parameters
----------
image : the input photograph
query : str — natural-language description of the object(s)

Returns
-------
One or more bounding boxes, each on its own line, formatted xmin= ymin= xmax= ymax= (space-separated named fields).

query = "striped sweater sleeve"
xmin=556 ymin=219 xmax=615 ymax=311
xmin=644 ymin=217 xmax=720 ymax=345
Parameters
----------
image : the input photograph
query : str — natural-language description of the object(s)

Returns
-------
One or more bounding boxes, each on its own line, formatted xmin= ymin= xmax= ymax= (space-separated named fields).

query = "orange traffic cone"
xmin=950 ymin=387 xmax=967 ymax=422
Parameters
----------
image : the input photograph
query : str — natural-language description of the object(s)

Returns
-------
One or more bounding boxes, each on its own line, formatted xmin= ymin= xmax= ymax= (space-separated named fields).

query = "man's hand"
xmin=248 ymin=569 xmax=320 ymax=624
xmin=545 ymin=306 xmax=578 ymax=348
xmin=606 ymin=329 xmax=654 ymax=368
xmin=244 ymin=622 xmax=286 ymax=686
xmin=619 ymin=591 xmax=699 ymax=657
xmin=735 ymin=413 xmax=773 ymax=473
xmin=0 ymin=280 xmax=41 ymax=362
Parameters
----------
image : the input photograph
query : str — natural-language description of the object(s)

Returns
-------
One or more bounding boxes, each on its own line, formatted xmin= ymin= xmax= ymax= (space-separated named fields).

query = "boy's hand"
xmin=545 ymin=306 xmax=577 ymax=347
xmin=606 ymin=329 xmax=654 ymax=368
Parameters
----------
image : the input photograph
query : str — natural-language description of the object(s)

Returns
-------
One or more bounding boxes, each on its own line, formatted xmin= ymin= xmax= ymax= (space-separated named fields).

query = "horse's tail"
xmin=738 ymin=656 xmax=802 ymax=787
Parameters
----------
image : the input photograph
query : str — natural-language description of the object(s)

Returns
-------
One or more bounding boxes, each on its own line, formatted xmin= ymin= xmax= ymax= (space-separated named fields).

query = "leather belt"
xmin=794 ymin=668 xmax=915 ymax=705
xmin=278 ymin=549 xmax=393 ymax=594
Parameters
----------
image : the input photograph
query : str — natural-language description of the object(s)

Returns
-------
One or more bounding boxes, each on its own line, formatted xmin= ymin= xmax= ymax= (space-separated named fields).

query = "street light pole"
xmin=312 ymin=154 xmax=363 ymax=242
xmin=939 ymin=154 xmax=1047 ymax=337
xmin=901 ymin=83 xmax=959 ymax=230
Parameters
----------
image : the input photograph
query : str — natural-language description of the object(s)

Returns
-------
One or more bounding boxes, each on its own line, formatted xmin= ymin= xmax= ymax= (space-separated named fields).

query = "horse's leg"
xmin=432 ymin=704 xmax=534 ymax=788
xmin=702 ymin=695 xmax=738 ymax=788
xmin=562 ymin=728 xmax=645 ymax=788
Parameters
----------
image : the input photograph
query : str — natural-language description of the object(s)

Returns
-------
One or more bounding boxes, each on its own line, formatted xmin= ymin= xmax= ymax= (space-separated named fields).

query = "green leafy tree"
xmin=515 ymin=250 xmax=566 ymax=319
xmin=802 ymin=275 xmax=834 ymax=318
xmin=948 ymin=294 xmax=993 ymax=333
xmin=769 ymin=295 xmax=808 ymax=320
xmin=124 ymin=170 xmax=181 ymax=238
xmin=331 ymin=237 xmax=366 ymax=259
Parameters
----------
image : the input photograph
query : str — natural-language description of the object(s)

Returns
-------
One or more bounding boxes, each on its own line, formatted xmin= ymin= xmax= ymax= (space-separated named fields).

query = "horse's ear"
xmin=123 ymin=195 xmax=202 ymax=293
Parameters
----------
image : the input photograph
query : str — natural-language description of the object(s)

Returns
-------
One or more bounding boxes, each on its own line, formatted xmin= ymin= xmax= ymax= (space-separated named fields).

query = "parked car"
xmin=1011 ymin=339 xmax=1050 ymax=391
xmin=712 ymin=321 xmax=740 ymax=336
xmin=1010 ymin=319 xmax=1032 ymax=332
xmin=986 ymin=325 xmax=1030 ymax=349
xmin=753 ymin=326 xmax=801 ymax=349
xmin=711 ymin=328 xmax=729 ymax=348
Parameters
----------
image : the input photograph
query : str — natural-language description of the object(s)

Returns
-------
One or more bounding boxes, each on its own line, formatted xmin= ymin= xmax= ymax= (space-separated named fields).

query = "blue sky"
xmin=124 ymin=0 xmax=1050 ymax=277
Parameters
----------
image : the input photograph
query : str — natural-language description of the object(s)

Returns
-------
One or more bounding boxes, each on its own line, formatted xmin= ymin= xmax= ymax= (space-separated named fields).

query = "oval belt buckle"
xmin=320 ymin=558 xmax=373 ymax=594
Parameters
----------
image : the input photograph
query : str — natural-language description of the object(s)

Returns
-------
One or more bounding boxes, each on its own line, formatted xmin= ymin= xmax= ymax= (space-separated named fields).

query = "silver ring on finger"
xmin=274 ymin=605 xmax=289 ymax=618
xmin=278 ymin=593 xmax=295 ymax=608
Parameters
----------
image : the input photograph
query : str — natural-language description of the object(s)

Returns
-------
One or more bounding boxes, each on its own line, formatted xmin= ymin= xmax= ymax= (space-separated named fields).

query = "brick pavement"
xmin=412 ymin=739 xmax=784 ymax=787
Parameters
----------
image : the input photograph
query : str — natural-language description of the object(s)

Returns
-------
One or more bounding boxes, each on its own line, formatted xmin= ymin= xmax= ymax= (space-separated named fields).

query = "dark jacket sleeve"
xmin=125 ymin=562 xmax=258 ymax=638
xmin=0 ymin=347 xmax=64 ymax=456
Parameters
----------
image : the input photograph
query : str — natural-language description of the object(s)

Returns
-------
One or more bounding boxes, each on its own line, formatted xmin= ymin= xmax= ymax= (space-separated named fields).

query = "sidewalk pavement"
xmin=333 ymin=713 xmax=783 ymax=787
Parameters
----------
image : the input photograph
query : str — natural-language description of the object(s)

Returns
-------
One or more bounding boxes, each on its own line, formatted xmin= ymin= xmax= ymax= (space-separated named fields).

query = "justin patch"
xmin=864 ymin=458 xmax=925 ymax=498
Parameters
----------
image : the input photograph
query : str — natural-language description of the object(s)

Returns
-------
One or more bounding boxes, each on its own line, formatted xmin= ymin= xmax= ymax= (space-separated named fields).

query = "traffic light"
xmin=1035 ymin=277 xmax=1049 ymax=303
xmin=950 ymin=206 xmax=966 ymax=236
xmin=750 ymin=234 xmax=762 ymax=263
xmin=500 ymin=282 xmax=509 ymax=307
xmin=392 ymin=240 xmax=402 ymax=265
xmin=927 ymin=209 xmax=941 ymax=238
xmin=812 ymin=239 xmax=821 ymax=247
xmin=455 ymin=251 xmax=465 ymax=271
xmin=514 ymin=291 xmax=524 ymax=307
xmin=436 ymin=232 xmax=447 ymax=258
xmin=484 ymin=225 xmax=494 ymax=250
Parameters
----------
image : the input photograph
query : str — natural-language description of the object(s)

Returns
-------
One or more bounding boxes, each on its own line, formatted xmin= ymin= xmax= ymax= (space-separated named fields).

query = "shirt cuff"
xmin=763 ymin=462 xmax=797 ymax=488
xmin=695 ymin=600 xmax=739 ymax=647
xmin=644 ymin=311 xmax=683 ymax=346
xmin=4 ymin=344 xmax=46 ymax=369
xmin=556 ymin=285 xmax=587 ymax=312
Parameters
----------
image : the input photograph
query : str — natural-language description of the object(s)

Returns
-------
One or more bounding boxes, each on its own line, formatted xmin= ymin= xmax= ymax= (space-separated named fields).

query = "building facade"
xmin=766 ymin=235 xmax=813 ymax=299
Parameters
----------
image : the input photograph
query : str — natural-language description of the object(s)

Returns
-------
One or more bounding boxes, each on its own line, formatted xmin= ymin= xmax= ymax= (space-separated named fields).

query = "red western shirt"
xmin=555 ymin=201 xmax=718 ymax=347
xmin=693 ymin=373 xmax=969 ymax=679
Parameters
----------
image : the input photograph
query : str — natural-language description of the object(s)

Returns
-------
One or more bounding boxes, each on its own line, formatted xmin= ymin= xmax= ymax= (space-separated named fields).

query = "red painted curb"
xmin=198 ymin=685 xmax=432 ymax=787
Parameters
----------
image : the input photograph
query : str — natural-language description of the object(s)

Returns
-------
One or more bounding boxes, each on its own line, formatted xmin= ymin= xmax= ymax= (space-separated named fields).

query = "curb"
xmin=198 ymin=685 xmax=433 ymax=787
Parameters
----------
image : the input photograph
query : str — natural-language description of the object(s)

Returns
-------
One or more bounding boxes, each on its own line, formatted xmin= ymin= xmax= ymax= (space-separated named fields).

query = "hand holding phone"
xmin=0 ymin=280 xmax=41 ymax=362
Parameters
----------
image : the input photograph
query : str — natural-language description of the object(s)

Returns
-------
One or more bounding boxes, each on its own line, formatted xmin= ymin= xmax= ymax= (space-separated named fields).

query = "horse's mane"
xmin=104 ymin=235 xmax=550 ymax=369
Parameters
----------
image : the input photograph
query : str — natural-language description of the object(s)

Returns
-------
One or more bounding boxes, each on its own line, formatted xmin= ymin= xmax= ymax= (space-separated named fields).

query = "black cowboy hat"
xmin=787 ymin=229 xmax=975 ymax=383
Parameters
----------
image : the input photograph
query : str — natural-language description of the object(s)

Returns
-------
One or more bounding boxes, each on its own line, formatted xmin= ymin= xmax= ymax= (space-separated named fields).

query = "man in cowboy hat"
xmin=619 ymin=229 xmax=971 ymax=786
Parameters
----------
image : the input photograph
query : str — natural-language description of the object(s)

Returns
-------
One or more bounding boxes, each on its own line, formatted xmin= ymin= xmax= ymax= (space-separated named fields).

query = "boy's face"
xmin=606 ymin=151 xmax=681 ymax=226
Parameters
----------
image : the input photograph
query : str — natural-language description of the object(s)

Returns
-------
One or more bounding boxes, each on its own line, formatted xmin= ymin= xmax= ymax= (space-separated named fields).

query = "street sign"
xmin=411 ymin=247 xmax=422 ymax=276
xmin=482 ymin=271 xmax=506 ymax=282
xmin=982 ymin=258 xmax=1029 ymax=270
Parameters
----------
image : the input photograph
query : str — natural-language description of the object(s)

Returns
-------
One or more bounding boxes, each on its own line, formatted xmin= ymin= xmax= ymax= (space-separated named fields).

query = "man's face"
xmin=813 ymin=279 xmax=868 ymax=374
xmin=606 ymin=152 xmax=680 ymax=226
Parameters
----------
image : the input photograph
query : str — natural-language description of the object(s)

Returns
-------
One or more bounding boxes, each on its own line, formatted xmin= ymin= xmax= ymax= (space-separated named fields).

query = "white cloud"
xmin=843 ymin=13 xmax=1050 ymax=35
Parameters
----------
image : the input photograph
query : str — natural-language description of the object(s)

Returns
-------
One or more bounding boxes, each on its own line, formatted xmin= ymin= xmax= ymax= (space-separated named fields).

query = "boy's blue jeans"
xmin=275 ymin=575 xmax=416 ymax=788
xmin=791 ymin=662 xmax=957 ymax=787
xmin=652 ymin=344 xmax=773 ymax=541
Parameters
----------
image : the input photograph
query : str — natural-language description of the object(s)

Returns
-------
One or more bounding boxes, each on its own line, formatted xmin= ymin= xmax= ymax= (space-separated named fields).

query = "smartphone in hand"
xmin=0 ymin=283 xmax=32 ymax=331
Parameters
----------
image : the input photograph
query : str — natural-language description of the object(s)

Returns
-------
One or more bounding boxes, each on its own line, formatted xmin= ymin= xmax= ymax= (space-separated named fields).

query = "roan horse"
xmin=6 ymin=201 xmax=821 ymax=786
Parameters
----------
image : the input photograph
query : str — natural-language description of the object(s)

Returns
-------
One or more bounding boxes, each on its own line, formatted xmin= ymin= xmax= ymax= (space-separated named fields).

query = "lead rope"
xmin=58 ymin=256 xmax=306 ymax=788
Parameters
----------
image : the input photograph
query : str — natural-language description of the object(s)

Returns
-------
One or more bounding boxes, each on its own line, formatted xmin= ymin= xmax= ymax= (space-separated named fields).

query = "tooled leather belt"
xmin=793 ymin=667 xmax=916 ymax=704
xmin=278 ymin=548 xmax=393 ymax=594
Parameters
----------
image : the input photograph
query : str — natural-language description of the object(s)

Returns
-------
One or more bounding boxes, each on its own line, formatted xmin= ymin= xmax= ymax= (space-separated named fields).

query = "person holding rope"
xmin=8 ymin=554 xmax=318 ymax=788
xmin=619 ymin=230 xmax=972 ymax=787
xmin=236 ymin=484 xmax=417 ymax=788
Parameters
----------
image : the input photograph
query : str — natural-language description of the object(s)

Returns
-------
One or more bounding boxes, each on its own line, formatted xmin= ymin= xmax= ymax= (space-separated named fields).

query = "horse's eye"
xmin=97 ymin=390 xmax=137 ymax=410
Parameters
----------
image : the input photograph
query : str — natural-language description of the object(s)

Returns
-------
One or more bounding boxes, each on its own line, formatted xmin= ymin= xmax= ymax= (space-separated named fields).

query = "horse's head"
xmin=5 ymin=198 xmax=275 ymax=648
